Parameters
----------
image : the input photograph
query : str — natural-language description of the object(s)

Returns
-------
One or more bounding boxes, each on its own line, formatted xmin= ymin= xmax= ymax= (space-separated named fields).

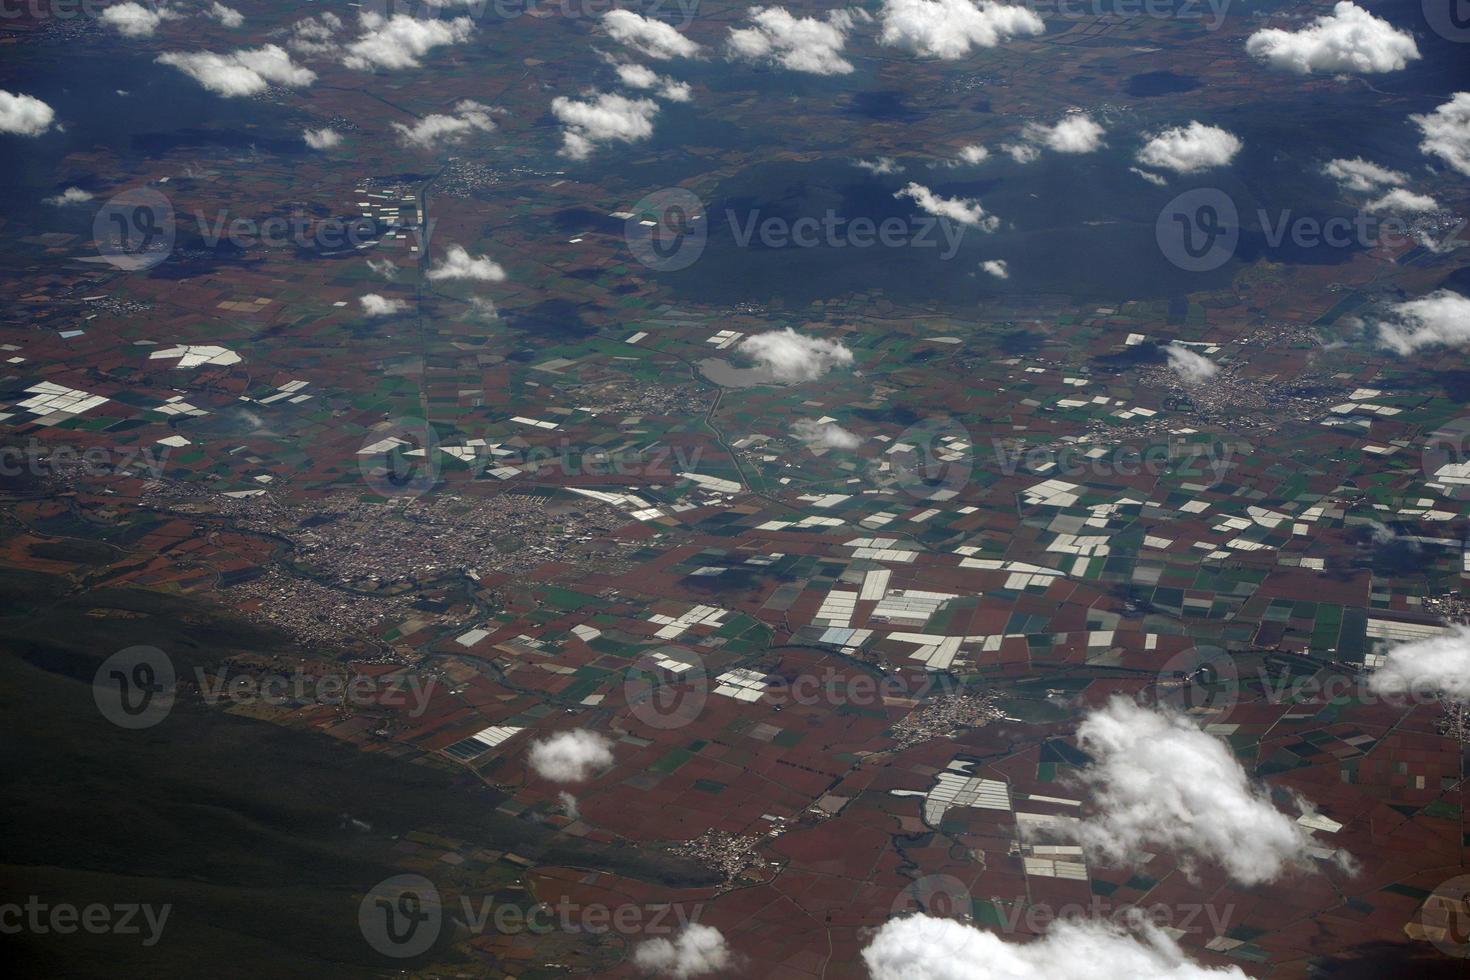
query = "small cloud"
xmin=527 ymin=729 xmax=614 ymax=782
xmin=1364 ymin=187 xmax=1438 ymax=213
xmin=1136 ymin=121 xmax=1242 ymax=174
xmin=1246 ymin=2 xmax=1419 ymax=75
xmin=342 ymin=12 xmax=475 ymax=72
xmin=603 ymin=9 xmax=701 ymax=60
xmin=895 ymin=181 xmax=998 ymax=230
xmin=727 ymin=7 xmax=855 ymax=76
xmin=392 ymin=99 xmax=495 ymax=150
xmin=956 ymin=144 xmax=988 ymax=165
xmin=101 ymin=2 xmax=179 ymax=38
xmin=0 ymin=89 xmax=56 ymax=136
xmin=1162 ymin=342 xmax=1218 ymax=384
xmin=855 ymin=156 xmax=903 ymax=175
xmin=303 ymin=127 xmax=341 ymax=150
xmin=557 ymin=791 xmax=580 ymax=820
xmin=44 ymin=186 xmax=94 ymax=206
xmin=551 ymin=91 xmax=660 ymax=160
xmin=366 ymin=257 xmax=398 ymax=280
xmin=1323 ymin=157 xmax=1406 ymax=192
xmin=792 ymin=418 xmax=862 ymax=450
xmin=980 ymin=259 xmax=1008 ymax=279
xmin=1412 ymin=92 xmax=1470 ymax=177
xmin=614 ymin=63 xmax=692 ymax=102
xmin=737 ymin=328 xmax=854 ymax=383
xmin=1002 ymin=142 xmax=1040 ymax=164
xmin=157 ymin=45 xmax=316 ymax=97
xmin=1018 ymin=113 xmax=1106 ymax=156
xmin=1368 ymin=625 xmax=1470 ymax=702
xmin=878 ymin=0 xmax=1045 ymax=60
xmin=359 ymin=293 xmax=408 ymax=316
xmin=1128 ymin=166 xmax=1168 ymax=186
xmin=427 ymin=244 xmax=506 ymax=282
xmin=1374 ymin=289 xmax=1470 ymax=354
xmin=633 ymin=924 xmax=732 ymax=978
xmin=205 ymin=2 xmax=243 ymax=28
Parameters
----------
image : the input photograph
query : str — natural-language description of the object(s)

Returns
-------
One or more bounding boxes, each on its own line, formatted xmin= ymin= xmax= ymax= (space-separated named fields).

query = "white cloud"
xmin=981 ymin=259 xmax=1008 ymax=279
xmin=360 ymin=294 xmax=408 ymax=316
xmin=792 ymin=418 xmax=862 ymax=449
xmin=1374 ymin=290 xmax=1470 ymax=354
xmin=855 ymin=156 xmax=903 ymax=175
xmin=1021 ymin=114 xmax=1106 ymax=155
xmin=366 ymin=257 xmax=398 ymax=281
xmin=1246 ymin=2 xmax=1418 ymax=75
xmin=1136 ymin=122 xmax=1242 ymax=174
xmin=551 ymin=91 xmax=660 ymax=159
xmin=342 ymin=12 xmax=475 ymax=71
xmin=1323 ymin=157 xmax=1407 ymax=192
xmin=1412 ymin=92 xmax=1470 ymax=177
xmin=862 ymin=915 xmax=1252 ymax=980
xmin=1129 ymin=167 xmax=1168 ymax=186
xmin=737 ymin=328 xmax=854 ymax=383
xmin=1365 ymin=187 xmax=1439 ymax=213
xmin=206 ymin=2 xmax=243 ymax=28
xmin=1072 ymin=698 xmax=1326 ymax=886
xmin=44 ymin=186 xmax=93 ymax=206
xmin=1003 ymin=142 xmax=1040 ymax=164
xmin=288 ymin=13 xmax=342 ymax=54
xmin=727 ymin=7 xmax=854 ymax=76
xmin=603 ymin=10 xmax=701 ymax=60
xmin=392 ymin=100 xmax=495 ymax=149
xmin=303 ymin=127 xmax=341 ymax=150
xmin=428 ymin=244 xmax=506 ymax=282
xmin=527 ymin=729 xmax=614 ymax=782
xmin=614 ymin=63 xmax=691 ymax=102
xmin=1162 ymin=343 xmax=1218 ymax=384
xmin=467 ymin=295 xmax=499 ymax=320
xmin=957 ymin=144 xmax=989 ymax=164
xmin=878 ymin=0 xmax=1044 ymax=60
xmin=558 ymin=790 xmax=580 ymax=819
xmin=157 ymin=45 xmax=316 ymax=97
xmin=1368 ymin=625 xmax=1470 ymax=702
xmin=895 ymin=182 xmax=998 ymax=230
xmin=100 ymin=2 xmax=178 ymax=38
xmin=633 ymin=924 xmax=732 ymax=978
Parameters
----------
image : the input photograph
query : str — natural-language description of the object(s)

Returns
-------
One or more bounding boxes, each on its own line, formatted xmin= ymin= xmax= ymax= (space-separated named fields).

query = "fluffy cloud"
xmin=1365 ymin=187 xmax=1439 ymax=213
xmin=957 ymin=144 xmax=989 ymax=164
xmin=1412 ymin=93 xmax=1470 ymax=177
xmin=863 ymin=915 xmax=1251 ymax=980
xmin=527 ymin=729 xmax=614 ymax=782
xmin=0 ymin=91 xmax=55 ymax=136
xmin=633 ymin=924 xmax=732 ymax=978
xmin=392 ymin=100 xmax=495 ymax=149
xmin=342 ymin=12 xmax=475 ymax=71
xmin=366 ymin=257 xmax=398 ymax=280
xmin=100 ymin=2 xmax=178 ymax=37
xmin=427 ymin=244 xmax=506 ymax=282
xmin=551 ymin=91 xmax=660 ymax=159
xmin=603 ymin=10 xmax=701 ymax=59
xmin=1012 ymin=114 xmax=1106 ymax=160
xmin=1162 ymin=343 xmax=1218 ymax=384
xmin=1323 ymin=156 xmax=1407 ymax=192
xmin=558 ymin=791 xmax=580 ymax=819
xmin=1072 ymin=698 xmax=1326 ymax=886
xmin=206 ymin=2 xmax=243 ymax=27
xmin=792 ymin=418 xmax=862 ymax=449
xmin=878 ymin=0 xmax=1044 ymax=60
xmin=1368 ymin=625 xmax=1470 ymax=701
xmin=855 ymin=156 xmax=903 ymax=175
xmin=614 ymin=63 xmax=691 ymax=102
xmin=981 ymin=258 xmax=1008 ymax=279
xmin=1129 ymin=167 xmax=1168 ymax=186
xmin=360 ymin=293 xmax=408 ymax=316
xmin=303 ymin=127 xmax=341 ymax=150
xmin=1003 ymin=142 xmax=1040 ymax=164
xmin=288 ymin=13 xmax=342 ymax=54
xmin=44 ymin=187 xmax=93 ymax=206
xmin=1136 ymin=122 xmax=1242 ymax=174
xmin=727 ymin=7 xmax=854 ymax=76
xmin=1246 ymin=2 xmax=1418 ymax=75
xmin=895 ymin=182 xmax=998 ymax=230
xmin=1373 ymin=290 xmax=1470 ymax=354
xmin=157 ymin=45 xmax=316 ymax=97
xmin=737 ymin=328 xmax=854 ymax=382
